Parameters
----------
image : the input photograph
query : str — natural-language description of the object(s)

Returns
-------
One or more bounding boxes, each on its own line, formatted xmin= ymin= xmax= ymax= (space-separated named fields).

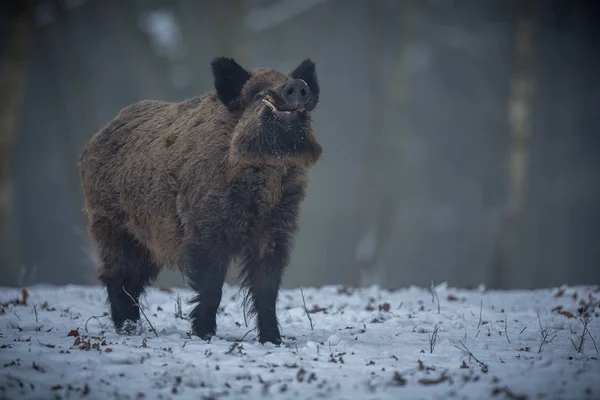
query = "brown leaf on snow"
xmin=558 ymin=310 xmax=575 ymax=318
xmin=418 ymin=359 xmax=425 ymax=371
xmin=21 ymin=288 xmax=29 ymax=306
xmin=365 ymin=304 xmax=375 ymax=311
xmin=296 ymin=367 xmax=306 ymax=382
xmin=418 ymin=375 xmax=449 ymax=385
xmin=67 ymin=329 xmax=80 ymax=337
xmin=32 ymin=362 xmax=45 ymax=373
xmin=447 ymin=295 xmax=459 ymax=301
xmin=554 ymin=288 xmax=565 ymax=298
xmin=159 ymin=287 xmax=173 ymax=293
xmin=392 ymin=372 xmax=407 ymax=386
xmin=73 ymin=337 xmax=81 ymax=346
xmin=337 ymin=286 xmax=354 ymax=296
xmin=310 ymin=305 xmax=327 ymax=314
xmin=460 ymin=361 xmax=469 ymax=369
xmin=40 ymin=342 xmax=55 ymax=348
xmin=51 ymin=385 xmax=63 ymax=391
xmin=105 ymin=348 xmax=113 ymax=353
xmin=379 ymin=303 xmax=391 ymax=312
xmin=492 ymin=386 xmax=527 ymax=400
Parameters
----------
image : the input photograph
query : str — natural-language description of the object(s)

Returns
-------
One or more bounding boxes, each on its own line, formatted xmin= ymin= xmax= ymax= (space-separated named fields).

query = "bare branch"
xmin=504 ymin=316 xmax=511 ymax=344
xmin=574 ymin=313 xmax=598 ymax=354
xmin=537 ymin=312 xmax=558 ymax=354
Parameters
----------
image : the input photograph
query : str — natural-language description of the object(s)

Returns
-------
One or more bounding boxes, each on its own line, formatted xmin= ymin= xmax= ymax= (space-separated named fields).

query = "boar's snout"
xmin=282 ymin=79 xmax=311 ymax=108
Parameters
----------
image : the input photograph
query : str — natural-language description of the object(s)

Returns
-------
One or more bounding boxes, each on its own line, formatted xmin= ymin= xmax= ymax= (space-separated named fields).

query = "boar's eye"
xmin=253 ymin=92 xmax=263 ymax=102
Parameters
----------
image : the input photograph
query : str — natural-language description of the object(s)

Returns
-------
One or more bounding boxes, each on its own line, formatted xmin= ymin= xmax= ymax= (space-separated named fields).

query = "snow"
xmin=0 ymin=283 xmax=599 ymax=400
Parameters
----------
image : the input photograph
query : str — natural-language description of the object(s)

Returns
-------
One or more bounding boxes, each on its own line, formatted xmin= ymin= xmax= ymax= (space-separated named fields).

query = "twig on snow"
xmin=519 ymin=327 xmax=527 ymax=334
xmin=429 ymin=325 xmax=440 ymax=354
xmin=122 ymin=286 xmax=158 ymax=337
xmin=34 ymin=305 xmax=38 ymax=323
xmin=238 ymin=329 xmax=253 ymax=343
xmin=454 ymin=340 xmax=488 ymax=373
xmin=537 ymin=312 xmax=559 ymax=354
xmin=84 ymin=315 xmax=109 ymax=333
xmin=300 ymin=287 xmax=314 ymax=331
xmin=430 ymin=281 xmax=440 ymax=314
xmin=477 ymin=299 xmax=483 ymax=330
xmin=504 ymin=316 xmax=511 ymax=344
xmin=574 ymin=313 xmax=598 ymax=354
xmin=243 ymin=300 xmax=248 ymax=328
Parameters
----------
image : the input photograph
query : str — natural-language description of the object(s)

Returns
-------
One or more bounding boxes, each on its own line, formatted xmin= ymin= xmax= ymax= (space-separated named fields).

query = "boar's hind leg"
xmin=241 ymin=239 xmax=290 ymax=345
xmin=93 ymin=218 xmax=160 ymax=334
xmin=180 ymin=245 xmax=229 ymax=341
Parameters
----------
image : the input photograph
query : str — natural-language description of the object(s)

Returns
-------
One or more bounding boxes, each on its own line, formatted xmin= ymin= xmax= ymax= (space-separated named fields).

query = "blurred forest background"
xmin=1 ymin=0 xmax=599 ymax=291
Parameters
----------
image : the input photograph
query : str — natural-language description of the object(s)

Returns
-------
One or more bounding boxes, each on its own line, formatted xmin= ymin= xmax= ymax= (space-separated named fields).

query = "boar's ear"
xmin=290 ymin=59 xmax=319 ymax=99
xmin=211 ymin=57 xmax=252 ymax=109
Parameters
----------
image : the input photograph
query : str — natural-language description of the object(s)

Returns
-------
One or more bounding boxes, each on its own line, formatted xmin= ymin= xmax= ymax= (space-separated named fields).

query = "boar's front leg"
xmin=242 ymin=236 xmax=291 ymax=345
xmin=181 ymin=244 xmax=229 ymax=340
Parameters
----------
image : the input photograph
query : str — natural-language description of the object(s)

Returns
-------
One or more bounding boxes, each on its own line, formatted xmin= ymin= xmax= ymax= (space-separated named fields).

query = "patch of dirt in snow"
xmin=0 ymin=283 xmax=599 ymax=399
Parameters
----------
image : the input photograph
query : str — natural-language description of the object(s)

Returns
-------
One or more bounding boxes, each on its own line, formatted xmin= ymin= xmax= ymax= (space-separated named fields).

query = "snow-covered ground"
xmin=0 ymin=283 xmax=598 ymax=400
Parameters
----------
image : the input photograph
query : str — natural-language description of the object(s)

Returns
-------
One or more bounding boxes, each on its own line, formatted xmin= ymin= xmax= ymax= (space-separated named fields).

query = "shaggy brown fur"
xmin=79 ymin=57 xmax=322 ymax=344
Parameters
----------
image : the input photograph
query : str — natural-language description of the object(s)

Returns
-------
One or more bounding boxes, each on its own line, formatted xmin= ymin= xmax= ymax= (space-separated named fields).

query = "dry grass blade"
xmin=430 ymin=281 xmax=440 ymax=314
xmin=300 ymin=287 xmax=314 ymax=331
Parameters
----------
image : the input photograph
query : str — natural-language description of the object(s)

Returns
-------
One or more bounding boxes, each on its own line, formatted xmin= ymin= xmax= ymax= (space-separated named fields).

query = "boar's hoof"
xmin=259 ymin=334 xmax=282 ymax=346
xmin=115 ymin=320 xmax=141 ymax=336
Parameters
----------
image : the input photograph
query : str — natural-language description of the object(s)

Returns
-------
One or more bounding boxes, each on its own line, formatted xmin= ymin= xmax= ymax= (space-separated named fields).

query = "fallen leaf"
xmin=392 ymin=372 xmax=407 ymax=386
xmin=105 ymin=348 xmax=113 ymax=353
xmin=418 ymin=359 xmax=425 ymax=371
xmin=67 ymin=329 xmax=79 ymax=337
xmin=73 ymin=337 xmax=81 ymax=346
xmin=418 ymin=375 xmax=449 ymax=385
xmin=379 ymin=303 xmax=391 ymax=312
xmin=310 ymin=305 xmax=327 ymax=313
xmin=558 ymin=310 xmax=575 ymax=318
xmin=159 ymin=287 xmax=173 ymax=293
xmin=21 ymin=288 xmax=29 ymax=306
xmin=460 ymin=361 xmax=469 ymax=369
xmin=51 ymin=385 xmax=63 ymax=391
xmin=491 ymin=386 xmax=527 ymax=400
xmin=447 ymin=295 xmax=459 ymax=301
xmin=296 ymin=367 xmax=306 ymax=382
xmin=32 ymin=362 xmax=45 ymax=373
